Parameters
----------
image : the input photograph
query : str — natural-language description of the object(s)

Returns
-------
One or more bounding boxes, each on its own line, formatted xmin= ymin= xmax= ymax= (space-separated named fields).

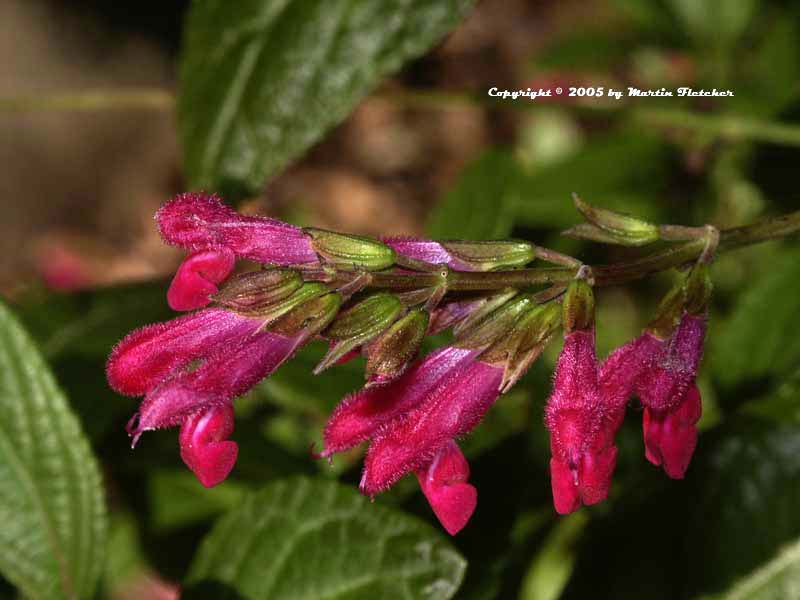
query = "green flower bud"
xmin=314 ymin=293 xmax=404 ymax=373
xmin=684 ymin=263 xmax=713 ymax=315
xmin=452 ymin=289 xmax=518 ymax=338
xmin=441 ymin=240 xmax=536 ymax=271
xmin=213 ymin=269 xmax=303 ymax=312
xmin=563 ymin=278 xmax=594 ymax=333
xmin=242 ymin=282 xmax=328 ymax=323
xmin=456 ymin=294 xmax=535 ymax=349
xmin=569 ymin=195 xmax=660 ymax=246
xmin=270 ymin=292 xmax=342 ymax=338
xmin=365 ymin=309 xmax=429 ymax=382
xmin=304 ymin=228 xmax=396 ymax=271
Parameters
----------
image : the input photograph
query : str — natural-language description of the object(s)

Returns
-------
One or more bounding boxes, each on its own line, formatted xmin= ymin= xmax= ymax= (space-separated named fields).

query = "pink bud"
xmin=360 ymin=358 xmax=502 ymax=495
xmin=643 ymin=384 xmax=702 ymax=479
xmin=167 ymin=248 xmax=235 ymax=311
xmin=416 ymin=440 xmax=477 ymax=535
xmin=156 ymin=193 xmax=318 ymax=265
xmin=545 ymin=329 xmax=618 ymax=513
xmin=107 ymin=309 xmax=264 ymax=397
xmin=322 ymin=347 xmax=478 ymax=456
xmin=383 ymin=238 xmax=471 ymax=270
xmin=179 ymin=405 xmax=239 ymax=488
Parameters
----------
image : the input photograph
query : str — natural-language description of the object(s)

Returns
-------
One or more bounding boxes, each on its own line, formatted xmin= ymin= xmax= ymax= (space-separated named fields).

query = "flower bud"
xmin=568 ymin=195 xmax=660 ymax=246
xmin=238 ymin=282 xmax=329 ymax=324
xmin=304 ymin=228 xmax=396 ymax=271
xmin=455 ymin=294 xmax=535 ymax=349
xmin=315 ymin=293 xmax=404 ymax=373
xmin=365 ymin=309 xmax=429 ymax=384
xmin=270 ymin=292 xmax=342 ymax=338
xmin=684 ymin=263 xmax=712 ymax=316
xmin=481 ymin=301 xmax=562 ymax=392
xmin=439 ymin=241 xmax=535 ymax=271
xmin=563 ymin=278 xmax=594 ymax=334
xmin=451 ymin=289 xmax=518 ymax=337
xmin=212 ymin=269 xmax=303 ymax=312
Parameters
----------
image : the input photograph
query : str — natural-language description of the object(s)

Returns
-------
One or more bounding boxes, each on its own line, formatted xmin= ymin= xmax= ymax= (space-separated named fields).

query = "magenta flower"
xmin=598 ymin=311 xmax=707 ymax=479
xmin=545 ymin=328 xmax=618 ymax=514
xmin=157 ymin=193 xmax=319 ymax=310
xmin=415 ymin=440 xmax=477 ymax=536
xmin=319 ymin=346 xmax=502 ymax=534
xmin=359 ymin=357 xmax=502 ymax=494
xmin=107 ymin=300 xmax=331 ymax=486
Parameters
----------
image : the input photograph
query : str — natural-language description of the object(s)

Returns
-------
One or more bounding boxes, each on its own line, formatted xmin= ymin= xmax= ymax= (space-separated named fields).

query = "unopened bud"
xmin=569 ymin=195 xmax=659 ymax=246
xmin=456 ymin=294 xmax=535 ymax=349
xmin=242 ymin=282 xmax=328 ymax=323
xmin=315 ymin=293 xmax=404 ymax=373
xmin=452 ymin=289 xmax=518 ymax=337
xmin=647 ymin=284 xmax=685 ymax=339
xmin=365 ymin=309 xmax=429 ymax=383
xmin=563 ymin=278 xmax=594 ymax=333
xmin=213 ymin=269 xmax=302 ymax=312
xmin=305 ymin=228 xmax=396 ymax=271
xmin=270 ymin=292 xmax=342 ymax=338
xmin=481 ymin=302 xmax=562 ymax=392
xmin=684 ymin=263 xmax=712 ymax=315
xmin=440 ymin=241 xmax=535 ymax=271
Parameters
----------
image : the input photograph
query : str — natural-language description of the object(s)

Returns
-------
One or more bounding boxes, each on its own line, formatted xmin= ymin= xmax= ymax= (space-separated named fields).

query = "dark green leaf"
xmin=428 ymin=149 xmax=526 ymax=240
xmin=185 ymin=477 xmax=466 ymax=599
xmin=179 ymin=0 xmax=475 ymax=194
xmin=712 ymin=247 xmax=800 ymax=386
xmin=705 ymin=537 xmax=800 ymax=600
xmin=0 ymin=302 xmax=107 ymax=599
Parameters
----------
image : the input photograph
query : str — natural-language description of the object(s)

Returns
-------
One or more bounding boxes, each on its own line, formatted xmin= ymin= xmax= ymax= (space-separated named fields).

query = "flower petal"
xmin=179 ymin=405 xmax=238 ymax=488
xmin=167 ymin=248 xmax=236 ymax=311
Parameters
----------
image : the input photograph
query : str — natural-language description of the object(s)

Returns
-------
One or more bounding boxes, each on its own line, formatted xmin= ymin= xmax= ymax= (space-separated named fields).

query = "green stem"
xmin=358 ymin=210 xmax=800 ymax=292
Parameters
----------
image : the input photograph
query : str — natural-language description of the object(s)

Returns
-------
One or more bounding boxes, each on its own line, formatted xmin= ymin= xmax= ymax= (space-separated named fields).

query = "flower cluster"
xmin=107 ymin=192 xmax=713 ymax=534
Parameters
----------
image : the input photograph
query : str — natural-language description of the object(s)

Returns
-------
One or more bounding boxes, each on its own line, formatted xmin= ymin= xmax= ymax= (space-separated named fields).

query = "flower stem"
xmin=358 ymin=210 xmax=800 ymax=293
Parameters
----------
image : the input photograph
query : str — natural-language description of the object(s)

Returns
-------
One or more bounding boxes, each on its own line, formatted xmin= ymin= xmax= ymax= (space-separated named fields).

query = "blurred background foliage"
xmin=1 ymin=0 xmax=800 ymax=598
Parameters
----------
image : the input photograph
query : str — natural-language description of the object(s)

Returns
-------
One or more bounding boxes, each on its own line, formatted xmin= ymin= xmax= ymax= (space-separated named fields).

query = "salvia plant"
xmin=106 ymin=192 xmax=798 ymax=535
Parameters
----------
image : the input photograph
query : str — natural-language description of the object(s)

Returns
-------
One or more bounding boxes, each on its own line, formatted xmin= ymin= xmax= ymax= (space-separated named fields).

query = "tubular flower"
xmin=108 ymin=292 xmax=339 ymax=487
xmin=318 ymin=345 xmax=503 ymax=534
xmin=545 ymin=278 xmax=620 ymax=514
xmin=157 ymin=193 xmax=319 ymax=310
xmin=636 ymin=313 xmax=706 ymax=478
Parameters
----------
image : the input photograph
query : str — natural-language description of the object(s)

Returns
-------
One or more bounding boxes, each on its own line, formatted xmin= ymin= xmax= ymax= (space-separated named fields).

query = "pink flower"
xmin=415 ymin=440 xmax=477 ymax=536
xmin=321 ymin=347 xmax=479 ymax=456
xmin=108 ymin=302 xmax=327 ymax=487
xmin=383 ymin=238 xmax=476 ymax=271
xmin=545 ymin=329 xmax=618 ymax=514
xmin=157 ymin=193 xmax=319 ymax=310
xmin=320 ymin=346 xmax=503 ymax=534
xmin=598 ymin=312 xmax=707 ymax=479
xmin=360 ymin=357 xmax=502 ymax=494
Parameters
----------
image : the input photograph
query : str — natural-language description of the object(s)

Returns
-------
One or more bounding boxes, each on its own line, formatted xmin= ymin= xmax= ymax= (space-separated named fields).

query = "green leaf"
xmin=685 ymin=419 xmax=800 ymax=595
xmin=185 ymin=476 xmax=466 ymax=599
xmin=712 ymin=246 xmax=800 ymax=386
xmin=427 ymin=149 xmax=525 ymax=240
xmin=519 ymin=512 xmax=589 ymax=600
xmin=704 ymin=537 xmax=800 ymax=600
xmin=179 ymin=0 xmax=475 ymax=195
xmin=0 ymin=302 xmax=107 ymax=599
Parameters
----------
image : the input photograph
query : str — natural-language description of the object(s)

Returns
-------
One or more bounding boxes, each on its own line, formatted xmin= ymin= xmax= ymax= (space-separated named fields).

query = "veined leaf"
xmin=0 ymin=302 xmax=106 ymax=599
xmin=179 ymin=0 xmax=475 ymax=195
xmin=186 ymin=476 xmax=466 ymax=599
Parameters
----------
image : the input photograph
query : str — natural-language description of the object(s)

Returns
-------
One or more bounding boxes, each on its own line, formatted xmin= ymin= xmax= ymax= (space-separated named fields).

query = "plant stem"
xmin=357 ymin=210 xmax=800 ymax=293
